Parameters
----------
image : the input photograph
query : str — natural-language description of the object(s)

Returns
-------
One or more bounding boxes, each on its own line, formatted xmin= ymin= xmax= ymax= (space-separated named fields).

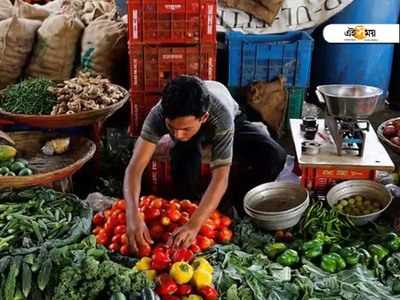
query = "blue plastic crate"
xmin=227 ymin=31 xmax=314 ymax=89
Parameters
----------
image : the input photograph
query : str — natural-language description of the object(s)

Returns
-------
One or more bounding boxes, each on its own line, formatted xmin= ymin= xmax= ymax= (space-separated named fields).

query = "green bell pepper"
xmin=321 ymin=254 xmax=337 ymax=273
xmin=277 ymin=249 xmax=299 ymax=267
xmin=341 ymin=247 xmax=360 ymax=266
xmin=369 ymin=244 xmax=389 ymax=262
xmin=359 ymin=248 xmax=371 ymax=266
xmin=264 ymin=243 xmax=287 ymax=259
xmin=302 ymin=239 xmax=324 ymax=259
xmin=330 ymin=252 xmax=346 ymax=271
xmin=385 ymin=233 xmax=400 ymax=252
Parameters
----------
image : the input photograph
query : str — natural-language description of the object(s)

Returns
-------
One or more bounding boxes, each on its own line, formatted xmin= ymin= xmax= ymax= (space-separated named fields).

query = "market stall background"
xmin=0 ymin=0 xmax=399 ymax=299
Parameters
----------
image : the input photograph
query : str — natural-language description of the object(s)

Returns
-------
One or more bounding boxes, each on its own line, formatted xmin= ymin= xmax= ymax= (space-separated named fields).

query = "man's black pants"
xmin=170 ymin=116 xmax=287 ymax=214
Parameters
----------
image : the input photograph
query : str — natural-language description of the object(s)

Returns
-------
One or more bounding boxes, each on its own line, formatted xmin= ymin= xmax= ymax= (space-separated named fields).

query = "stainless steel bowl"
xmin=245 ymin=197 xmax=309 ymax=231
xmin=327 ymin=180 xmax=392 ymax=226
xmin=244 ymin=182 xmax=309 ymax=230
xmin=244 ymin=182 xmax=308 ymax=215
xmin=316 ymin=84 xmax=383 ymax=118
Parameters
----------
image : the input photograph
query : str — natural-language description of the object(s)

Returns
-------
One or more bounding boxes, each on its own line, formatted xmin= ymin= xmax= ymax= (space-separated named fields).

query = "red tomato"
xmin=92 ymin=212 xmax=105 ymax=226
xmin=219 ymin=216 xmax=232 ymax=229
xmin=114 ymin=225 xmax=126 ymax=235
xmin=108 ymin=243 xmax=120 ymax=253
xmin=200 ymin=224 xmax=216 ymax=239
xmin=111 ymin=234 xmax=121 ymax=244
xmin=138 ymin=243 xmax=152 ymax=258
xmin=108 ymin=214 xmax=119 ymax=228
xmin=115 ymin=199 xmax=126 ymax=211
xmin=161 ymin=232 xmax=172 ymax=243
xmin=96 ymin=232 xmax=109 ymax=245
xmin=161 ymin=199 xmax=170 ymax=208
xmin=150 ymin=198 xmax=163 ymax=209
xmin=150 ymin=224 xmax=164 ymax=240
xmin=212 ymin=217 xmax=221 ymax=228
xmin=167 ymin=208 xmax=181 ymax=223
xmin=185 ymin=203 xmax=197 ymax=215
xmin=121 ymin=233 xmax=129 ymax=245
xmin=210 ymin=211 xmax=221 ymax=220
xmin=120 ymin=244 xmax=130 ymax=256
xmin=161 ymin=216 xmax=171 ymax=226
xmin=98 ymin=228 xmax=109 ymax=237
xmin=92 ymin=226 xmax=102 ymax=235
xmin=144 ymin=207 xmax=161 ymax=221
xmin=178 ymin=215 xmax=190 ymax=226
xmin=177 ymin=284 xmax=192 ymax=296
xmin=196 ymin=235 xmax=213 ymax=251
xmin=181 ymin=211 xmax=190 ymax=219
xmin=180 ymin=199 xmax=192 ymax=210
xmin=169 ymin=202 xmax=181 ymax=211
xmin=104 ymin=209 xmax=112 ymax=219
xmin=189 ymin=244 xmax=201 ymax=253
xmin=140 ymin=196 xmax=151 ymax=208
xmin=104 ymin=221 xmax=114 ymax=235
xmin=117 ymin=213 xmax=126 ymax=225
xmin=199 ymin=286 xmax=218 ymax=300
xmin=218 ymin=228 xmax=233 ymax=243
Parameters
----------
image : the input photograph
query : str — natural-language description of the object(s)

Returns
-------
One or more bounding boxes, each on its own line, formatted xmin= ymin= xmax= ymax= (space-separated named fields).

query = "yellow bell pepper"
xmin=170 ymin=262 xmax=194 ymax=284
xmin=192 ymin=257 xmax=213 ymax=274
xmin=135 ymin=257 xmax=152 ymax=271
xmin=183 ymin=295 xmax=203 ymax=300
xmin=145 ymin=269 xmax=157 ymax=281
xmin=192 ymin=269 xmax=212 ymax=289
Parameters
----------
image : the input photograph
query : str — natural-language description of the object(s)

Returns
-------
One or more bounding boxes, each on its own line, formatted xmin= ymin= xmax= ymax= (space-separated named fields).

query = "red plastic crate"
xmin=144 ymin=159 xmax=211 ymax=197
xmin=301 ymin=167 xmax=376 ymax=191
xmin=128 ymin=0 xmax=216 ymax=44
xmin=129 ymin=43 xmax=216 ymax=92
xmin=129 ymin=92 xmax=161 ymax=136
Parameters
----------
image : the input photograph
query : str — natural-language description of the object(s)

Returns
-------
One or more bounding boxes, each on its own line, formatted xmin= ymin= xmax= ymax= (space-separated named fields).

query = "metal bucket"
xmin=316 ymin=84 xmax=383 ymax=118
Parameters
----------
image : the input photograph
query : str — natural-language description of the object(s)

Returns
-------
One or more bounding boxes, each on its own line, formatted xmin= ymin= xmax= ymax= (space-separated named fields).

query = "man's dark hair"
xmin=161 ymin=75 xmax=210 ymax=119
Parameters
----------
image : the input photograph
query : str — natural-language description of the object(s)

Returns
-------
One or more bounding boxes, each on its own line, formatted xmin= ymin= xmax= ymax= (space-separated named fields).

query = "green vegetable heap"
xmin=0 ymin=79 xmax=57 ymax=115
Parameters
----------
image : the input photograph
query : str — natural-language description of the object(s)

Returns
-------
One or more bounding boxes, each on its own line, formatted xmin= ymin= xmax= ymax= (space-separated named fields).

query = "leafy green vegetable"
xmin=233 ymin=218 xmax=274 ymax=254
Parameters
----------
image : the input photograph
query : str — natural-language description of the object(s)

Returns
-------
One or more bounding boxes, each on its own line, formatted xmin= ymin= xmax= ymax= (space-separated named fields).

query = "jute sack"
xmin=0 ymin=16 xmax=42 ymax=89
xmin=0 ymin=0 xmax=13 ymax=21
xmin=14 ymin=0 xmax=50 ymax=21
xmin=80 ymin=14 xmax=127 ymax=79
xmin=26 ymin=14 xmax=84 ymax=81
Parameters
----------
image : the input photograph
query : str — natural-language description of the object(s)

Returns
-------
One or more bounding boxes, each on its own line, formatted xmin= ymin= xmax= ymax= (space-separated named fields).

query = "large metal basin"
xmin=316 ymin=84 xmax=382 ymax=118
xmin=244 ymin=182 xmax=309 ymax=230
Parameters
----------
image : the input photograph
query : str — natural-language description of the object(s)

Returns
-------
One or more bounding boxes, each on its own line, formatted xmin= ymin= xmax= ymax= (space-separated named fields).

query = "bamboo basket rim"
xmin=0 ymin=131 xmax=96 ymax=189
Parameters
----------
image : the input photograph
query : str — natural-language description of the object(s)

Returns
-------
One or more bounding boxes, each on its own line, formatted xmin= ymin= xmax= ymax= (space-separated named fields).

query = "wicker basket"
xmin=0 ymin=84 xmax=129 ymax=128
xmin=0 ymin=131 xmax=96 ymax=189
xmin=377 ymin=117 xmax=400 ymax=154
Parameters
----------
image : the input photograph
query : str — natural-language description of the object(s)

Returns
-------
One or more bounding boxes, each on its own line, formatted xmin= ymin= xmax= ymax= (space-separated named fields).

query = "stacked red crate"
xmin=128 ymin=0 xmax=217 ymax=194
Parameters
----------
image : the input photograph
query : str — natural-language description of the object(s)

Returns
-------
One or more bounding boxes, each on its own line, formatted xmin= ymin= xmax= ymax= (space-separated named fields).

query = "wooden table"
xmin=290 ymin=119 xmax=395 ymax=190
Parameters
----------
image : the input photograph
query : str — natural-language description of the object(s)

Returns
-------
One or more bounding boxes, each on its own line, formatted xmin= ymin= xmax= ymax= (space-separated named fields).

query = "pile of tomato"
xmin=92 ymin=195 xmax=233 ymax=257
